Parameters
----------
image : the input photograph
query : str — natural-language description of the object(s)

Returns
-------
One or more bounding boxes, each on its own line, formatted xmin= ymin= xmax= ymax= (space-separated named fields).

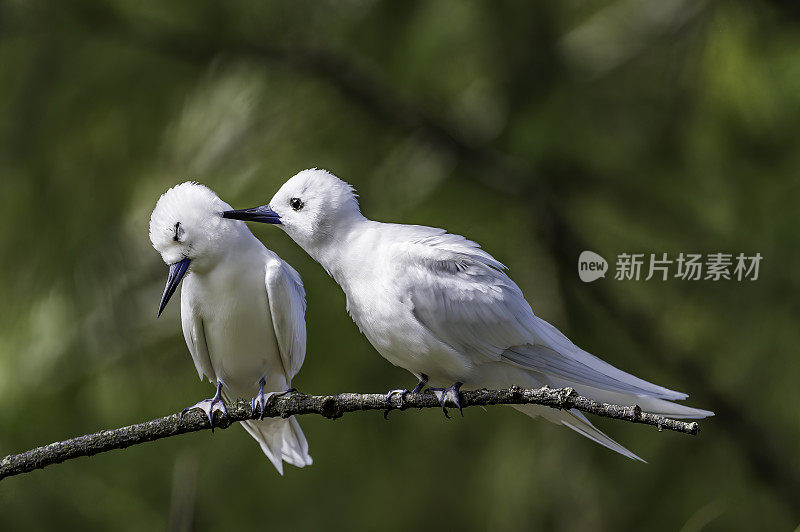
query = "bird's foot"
xmin=429 ymin=381 xmax=464 ymax=419
xmin=180 ymin=381 xmax=228 ymax=431
xmin=251 ymin=378 xmax=297 ymax=419
xmin=251 ymin=377 xmax=271 ymax=419
xmin=384 ymin=374 xmax=428 ymax=419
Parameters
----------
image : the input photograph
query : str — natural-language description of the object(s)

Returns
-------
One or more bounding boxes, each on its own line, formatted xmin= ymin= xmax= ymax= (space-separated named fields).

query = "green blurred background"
xmin=1 ymin=1 xmax=798 ymax=530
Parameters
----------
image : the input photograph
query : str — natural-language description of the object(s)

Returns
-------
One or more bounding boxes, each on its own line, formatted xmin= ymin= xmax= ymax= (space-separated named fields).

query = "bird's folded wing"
xmin=180 ymin=292 xmax=216 ymax=383
xmin=264 ymin=256 xmax=307 ymax=380
xmin=396 ymin=229 xmax=687 ymax=401
xmin=503 ymin=317 xmax=687 ymax=400
xmin=396 ymin=230 xmax=537 ymax=363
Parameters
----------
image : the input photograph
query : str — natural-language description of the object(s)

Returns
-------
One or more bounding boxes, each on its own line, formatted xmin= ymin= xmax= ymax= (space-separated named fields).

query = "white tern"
xmin=150 ymin=182 xmax=312 ymax=474
xmin=224 ymin=169 xmax=713 ymax=461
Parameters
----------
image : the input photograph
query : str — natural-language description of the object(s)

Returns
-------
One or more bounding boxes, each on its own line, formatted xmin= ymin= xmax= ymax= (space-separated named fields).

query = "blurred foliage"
xmin=1 ymin=0 xmax=799 ymax=530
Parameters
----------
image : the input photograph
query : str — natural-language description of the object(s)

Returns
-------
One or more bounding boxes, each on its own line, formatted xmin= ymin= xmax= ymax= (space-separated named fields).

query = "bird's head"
xmin=149 ymin=182 xmax=244 ymax=316
xmin=223 ymin=169 xmax=363 ymax=254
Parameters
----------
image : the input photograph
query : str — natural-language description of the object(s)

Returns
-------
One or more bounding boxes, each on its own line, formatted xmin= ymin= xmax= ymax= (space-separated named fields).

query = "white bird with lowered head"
xmin=150 ymin=182 xmax=312 ymax=474
xmin=224 ymin=169 xmax=713 ymax=461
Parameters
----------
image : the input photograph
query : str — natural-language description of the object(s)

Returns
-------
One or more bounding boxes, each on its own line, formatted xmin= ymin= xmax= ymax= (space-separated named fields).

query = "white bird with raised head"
xmin=150 ymin=182 xmax=312 ymax=474
xmin=224 ymin=169 xmax=712 ymax=461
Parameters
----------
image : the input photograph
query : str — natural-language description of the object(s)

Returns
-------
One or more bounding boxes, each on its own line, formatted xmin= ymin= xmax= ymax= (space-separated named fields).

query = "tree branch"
xmin=0 ymin=386 xmax=698 ymax=480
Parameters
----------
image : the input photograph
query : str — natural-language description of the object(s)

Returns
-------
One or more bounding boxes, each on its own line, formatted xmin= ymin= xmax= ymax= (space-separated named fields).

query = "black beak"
xmin=222 ymin=205 xmax=281 ymax=224
xmin=157 ymin=258 xmax=191 ymax=318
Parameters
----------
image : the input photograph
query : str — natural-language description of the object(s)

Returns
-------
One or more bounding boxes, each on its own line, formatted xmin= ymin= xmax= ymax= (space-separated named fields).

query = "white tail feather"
xmin=543 ymin=379 xmax=715 ymax=419
xmin=241 ymin=417 xmax=313 ymax=475
xmin=513 ymin=404 xmax=645 ymax=462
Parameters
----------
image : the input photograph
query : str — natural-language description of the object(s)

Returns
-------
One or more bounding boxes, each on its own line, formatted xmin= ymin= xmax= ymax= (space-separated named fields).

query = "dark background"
xmin=1 ymin=1 xmax=798 ymax=530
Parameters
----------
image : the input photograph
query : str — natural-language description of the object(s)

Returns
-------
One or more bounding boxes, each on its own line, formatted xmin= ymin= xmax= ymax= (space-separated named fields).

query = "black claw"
xmin=383 ymin=390 xmax=404 ymax=419
xmin=430 ymin=381 xmax=464 ymax=418
xmin=251 ymin=377 xmax=267 ymax=419
xmin=383 ymin=375 xmax=429 ymax=419
xmin=453 ymin=381 xmax=464 ymax=416
xmin=250 ymin=382 xmax=296 ymax=420
xmin=211 ymin=381 xmax=226 ymax=428
xmin=409 ymin=378 xmax=427 ymax=395
xmin=182 ymin=381 xmax=227 ymax=432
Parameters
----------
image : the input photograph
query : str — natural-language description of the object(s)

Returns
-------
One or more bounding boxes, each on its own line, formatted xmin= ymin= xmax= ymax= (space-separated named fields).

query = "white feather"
xmin=265 ymin=169 xmax=714 ymax=461
xmin=151 ymin=182 xmax=312 ymax=473
xmin=265 ymin=258 xmax=307 ymax=380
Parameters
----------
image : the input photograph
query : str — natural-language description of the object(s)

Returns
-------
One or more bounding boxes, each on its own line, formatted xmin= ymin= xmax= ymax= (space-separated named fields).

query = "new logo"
xmin=578 ymin=251 xmax=608 ymax=283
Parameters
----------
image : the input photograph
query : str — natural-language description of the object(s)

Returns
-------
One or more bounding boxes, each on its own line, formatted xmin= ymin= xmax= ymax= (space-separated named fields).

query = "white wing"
xmin=504 ymin=318 xmax=687 ymax=400
xmin=180 ymin=287 xmax=216 ymax=383
xmin=394 ymin=227 xmax=537 ymax=364
xmin=395 ymin=226 xmax=687 ymax=400
xmin=264 ymin=255 xmax=307 ymax=381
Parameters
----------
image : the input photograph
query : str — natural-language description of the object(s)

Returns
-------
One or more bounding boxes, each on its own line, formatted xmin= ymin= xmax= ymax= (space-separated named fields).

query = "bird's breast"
xmin=187 ymin=266 xmax=286 ymax=395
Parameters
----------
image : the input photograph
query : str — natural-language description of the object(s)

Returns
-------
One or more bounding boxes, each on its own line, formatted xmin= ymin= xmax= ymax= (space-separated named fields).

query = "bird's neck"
xmin=306 ymin=217 xmax=374 ymax=288
xmin=192 ymin=227 xmax=264 ymax=275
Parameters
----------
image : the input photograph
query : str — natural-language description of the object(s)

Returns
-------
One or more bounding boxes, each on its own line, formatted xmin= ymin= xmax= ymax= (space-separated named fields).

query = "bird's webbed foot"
xmin=181 ymin=380 xmax=228 ymax=431
xmin=429 ymin=381 xmax=464 ymax=418
xmin=384 ymin=374 xmax=428 ymax=419
xmin=251 ymin=378 xmax=296 ymax=419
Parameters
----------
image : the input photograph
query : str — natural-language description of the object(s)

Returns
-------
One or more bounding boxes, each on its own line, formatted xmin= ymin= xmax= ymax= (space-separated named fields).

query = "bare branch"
xmin=0 ymin=386 xmax=698 ymax=480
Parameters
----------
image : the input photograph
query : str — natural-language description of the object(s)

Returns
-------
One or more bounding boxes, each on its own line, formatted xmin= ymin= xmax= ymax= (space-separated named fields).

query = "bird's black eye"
xmin=290 ymin=198 xmax=304 ymax=211
xmin=173 ymin=222 xmax=183 ymax=242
